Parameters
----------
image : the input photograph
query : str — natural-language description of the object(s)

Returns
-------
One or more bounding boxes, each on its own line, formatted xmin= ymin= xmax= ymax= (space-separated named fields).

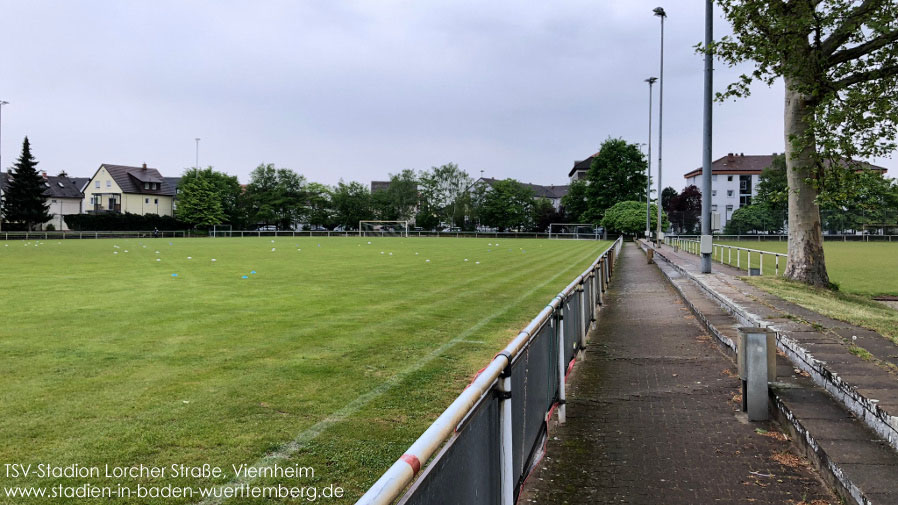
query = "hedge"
xmin=64 ymin=212 xmax=187 ymax=231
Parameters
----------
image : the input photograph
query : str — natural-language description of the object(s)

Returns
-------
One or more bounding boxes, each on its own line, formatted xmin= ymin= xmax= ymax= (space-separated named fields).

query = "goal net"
xmin=359 ymin=220 xmax=409 ymax=237
xmin=548 ymin=223 xmax=598 ymax=240
xmin=212 ymin=224 xmax=233 ymax=238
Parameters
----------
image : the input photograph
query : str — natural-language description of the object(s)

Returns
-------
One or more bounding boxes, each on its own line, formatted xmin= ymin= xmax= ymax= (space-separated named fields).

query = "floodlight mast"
xmin=700 ymin=0 xmax=714 ymax=273
xmin=654 ymin=6 xmax=666 ymax=247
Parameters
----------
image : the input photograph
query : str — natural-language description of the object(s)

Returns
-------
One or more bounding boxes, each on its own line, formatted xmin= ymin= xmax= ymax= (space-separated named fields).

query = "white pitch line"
xmin=197 ymin=245 xmax=601 ymax=505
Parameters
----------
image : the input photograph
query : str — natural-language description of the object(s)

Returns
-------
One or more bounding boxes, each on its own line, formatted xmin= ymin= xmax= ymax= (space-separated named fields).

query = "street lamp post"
xmin=645 ymin=78 xmax=657 ymax=240
xmin=701 ymin=0 xmax=714 ymax=273
xmin=195 ymin=138 xmax=201 ymax=171
xmin=0 ymin=100 xmax=8 ymax=233
xmin=653 ymin=6 xmax=666 ymax=247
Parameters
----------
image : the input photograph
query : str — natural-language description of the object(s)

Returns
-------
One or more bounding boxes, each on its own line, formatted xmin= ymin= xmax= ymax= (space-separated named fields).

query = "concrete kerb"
xmin=638 ymin=240 xmax=896 ymax=505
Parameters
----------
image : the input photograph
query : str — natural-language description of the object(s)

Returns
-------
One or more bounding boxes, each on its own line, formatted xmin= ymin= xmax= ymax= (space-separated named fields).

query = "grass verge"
xmin=745 ymin=276 xmax=898 ymax=345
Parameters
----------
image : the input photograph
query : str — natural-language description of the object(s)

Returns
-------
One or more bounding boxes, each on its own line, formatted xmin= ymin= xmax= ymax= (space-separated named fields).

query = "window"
xmin=740 ymin=195 xmax=752 ymax=207
xmin=711 ymin=204 xmax=718 ymax=212
xmin=144 ymin=182 xmax=149 ymax=190
xmin=711 ymin=190 xmax=717 ymax=197
xmin=154 ymin=198 xmax=158 ymax=204
xmin=726 ymin=204 xmax=733 ymax=211
xmin=51 ymin=199 xmax=57 ymax=203
xmin=727 ymin=175 xmax=733 ymax=182
xmin=145 ymin=198 xmax=149 ymax=204
xmin=106 ymin=180 xmax=111 ymax=188
xmin=57 ymin=182 xmax=65 ymax=188
xmin=95 ymin=181 xmax=100 ymax=188
xmin=727 ymin=190 xmax=734 ymax=197
xmin=90 ymin=197 xmax=95 ymax=205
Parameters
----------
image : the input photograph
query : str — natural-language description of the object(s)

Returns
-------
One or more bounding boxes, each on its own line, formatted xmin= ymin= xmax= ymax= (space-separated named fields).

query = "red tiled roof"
xmin=684 ymin=153 xmax=887 ymax=179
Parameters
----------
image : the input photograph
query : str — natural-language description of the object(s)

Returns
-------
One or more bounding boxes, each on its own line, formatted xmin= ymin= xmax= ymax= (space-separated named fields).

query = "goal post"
xmin=212 ymin=224 xmax=232 ymax=238
xmin=548 ymin=223 xmax=599 ymax=240
xmin=359 ymin=220 xmax=409 ymax=237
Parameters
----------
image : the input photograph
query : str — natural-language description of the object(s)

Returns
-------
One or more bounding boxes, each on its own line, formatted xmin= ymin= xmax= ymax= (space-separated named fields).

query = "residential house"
xmin=475 ymin=177 xmax=569 ymax=212
xmin=1 ymin=171 xmax=89 ymax=230
xmin=83 ymin=163 xmax=177 ymax=216
xmin=684 ymin=153 xmax=887 ymax=229
xmin=568 ymin=152 xmax=599 ymax=184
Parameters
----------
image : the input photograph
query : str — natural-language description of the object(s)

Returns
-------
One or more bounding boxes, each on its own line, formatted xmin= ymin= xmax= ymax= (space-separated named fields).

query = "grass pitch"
xmin=0 ymin=236 xmax=610 ymax=504
xmin=713 ymin=240 xmax=898 ymax=296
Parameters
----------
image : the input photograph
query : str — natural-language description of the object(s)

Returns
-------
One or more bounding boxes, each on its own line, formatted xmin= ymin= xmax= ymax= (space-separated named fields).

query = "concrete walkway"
xmin=521 ymin=243 xmax=835 ymax=504
xmin=650 ymin=242 xmax=898 ymax=504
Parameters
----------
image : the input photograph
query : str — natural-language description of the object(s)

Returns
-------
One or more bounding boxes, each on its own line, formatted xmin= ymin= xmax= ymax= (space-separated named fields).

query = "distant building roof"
xmin=97 ymin=164 xmax=177 ymax=196
xmin=684 ymin=153 xmax=888 ymax=179
xmin=478 ymin=177 xmax=569 ymax=199
xmin=568 ymin=152 xmax=600 ymax=177
xmin=1 ymin=172 xmax=88 ymax=199
xmin=371 ymin=181 xmax=391 ymax=193
xmin=164 ymin=177 xmax=182 ymax=192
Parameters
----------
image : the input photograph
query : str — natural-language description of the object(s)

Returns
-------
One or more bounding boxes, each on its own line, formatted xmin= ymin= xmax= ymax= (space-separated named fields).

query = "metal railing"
xmin=0 ymin=230 xmax=189 ymax=240
xmin=670 ymin=233 xmax=898 ymax=242
xmin=666 ymin=237 xmax=788 ymax=276
xmin=355 ymin=237 xmax=624 ymax=505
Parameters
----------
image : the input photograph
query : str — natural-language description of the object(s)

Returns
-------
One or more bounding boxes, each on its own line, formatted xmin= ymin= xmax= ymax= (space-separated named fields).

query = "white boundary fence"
xmin=0 ymin=230 xmax=189 ymax=240
xmin=0 ymin=229 xmax=615 ymax=241
xmin=217 ymin=230 xmax=610 ymax=239
xmin=355 ymin=237 xmax=623 ymax=505
xmin=666 ymin=236 xmax=788 ymax=276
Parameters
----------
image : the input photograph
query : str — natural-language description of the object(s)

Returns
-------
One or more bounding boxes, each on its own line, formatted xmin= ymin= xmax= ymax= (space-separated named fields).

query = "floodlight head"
xmin=646 ymin=77 xmax=658 ymax=84
xmin=653 ymin=6 xmax=667 ymax=17
xmin=0 ymin=100 xmax=8 ymax=106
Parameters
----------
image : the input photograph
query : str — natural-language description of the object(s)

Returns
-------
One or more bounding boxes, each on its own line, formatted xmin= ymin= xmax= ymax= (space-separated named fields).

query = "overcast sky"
xmin=1 ymin=0 xmax=894 ymax=188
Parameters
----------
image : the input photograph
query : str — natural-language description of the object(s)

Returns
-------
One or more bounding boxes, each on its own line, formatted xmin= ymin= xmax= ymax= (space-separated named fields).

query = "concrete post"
xmin=556 ymin=309 xmax=567 ymax=424
xmin=738 ymin=327 xmax=776 ymax=421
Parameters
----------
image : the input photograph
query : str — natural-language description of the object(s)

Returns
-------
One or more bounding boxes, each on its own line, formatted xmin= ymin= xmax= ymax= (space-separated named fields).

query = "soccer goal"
xmin=212 ymin=224 xmax=233 ymax=238
xmin=548 ymin=223 xmax=599 ymax=240
xmin=359 ymin=220 xmax=409 ymax=237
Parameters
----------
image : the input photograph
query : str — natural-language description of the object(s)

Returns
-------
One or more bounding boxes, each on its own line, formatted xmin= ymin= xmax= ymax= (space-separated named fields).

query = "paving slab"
xmin=648 ymin=241 xmax=898 ymax=504
xmin=521 ymin=243 xmax=835 ymax=505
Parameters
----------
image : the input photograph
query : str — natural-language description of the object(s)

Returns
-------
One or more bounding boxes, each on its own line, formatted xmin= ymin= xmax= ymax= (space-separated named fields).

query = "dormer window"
xmin=144 ymin=182 xmax=149 ymax=190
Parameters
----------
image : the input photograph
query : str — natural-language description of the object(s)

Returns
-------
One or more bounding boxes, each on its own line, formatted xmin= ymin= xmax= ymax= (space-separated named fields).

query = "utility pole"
xmin=701 ymin=0 xmax=714 ymax=273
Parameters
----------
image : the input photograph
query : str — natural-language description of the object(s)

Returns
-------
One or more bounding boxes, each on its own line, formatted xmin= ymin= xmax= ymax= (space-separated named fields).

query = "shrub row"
xmin=64 ymin=213 xmax=187 ymax=231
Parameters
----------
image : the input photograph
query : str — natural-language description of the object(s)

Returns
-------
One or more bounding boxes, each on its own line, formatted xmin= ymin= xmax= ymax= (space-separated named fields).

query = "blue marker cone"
xmin=171 ymin=273 xmax=178 ymax=277
xmin=242 ymin=275 xmax=248 ymax=279
xmin=250 ymin=270 xmax=256 ymax=274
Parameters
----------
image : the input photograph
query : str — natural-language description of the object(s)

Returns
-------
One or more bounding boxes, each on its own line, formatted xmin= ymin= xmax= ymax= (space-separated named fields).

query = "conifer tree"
xmin=2 ymin=137 xmax=50 ymax=230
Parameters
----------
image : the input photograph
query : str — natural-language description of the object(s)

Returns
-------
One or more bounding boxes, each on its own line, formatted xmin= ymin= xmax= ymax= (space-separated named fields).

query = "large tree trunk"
xmin=783 ymin=79 xmax=830 ymax=287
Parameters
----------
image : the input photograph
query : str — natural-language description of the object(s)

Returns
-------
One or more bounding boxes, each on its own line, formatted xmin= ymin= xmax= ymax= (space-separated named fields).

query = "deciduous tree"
xmin=713 ymin=0 xmax=898 ymax=286
xmin=581 ymin=138 xmax=649 ymax=223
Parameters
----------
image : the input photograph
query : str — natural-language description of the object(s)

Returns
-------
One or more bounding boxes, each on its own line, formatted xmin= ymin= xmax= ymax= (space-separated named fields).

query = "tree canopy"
xmin=601 ymin=201 xmax=668 ymax=236
xmin=478 ymin=179 xmax=535 ymax=231
xmin=713 ymin=0 xmax=898 ymax=286
xmin=177 ymin=167 xmax=240 ymax=228
xmin=581 ymin=138 xmax=649 ymax=223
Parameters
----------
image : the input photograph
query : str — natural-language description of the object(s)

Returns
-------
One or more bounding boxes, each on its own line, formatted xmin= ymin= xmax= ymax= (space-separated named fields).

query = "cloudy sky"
xmin=1 ymin=0 xmax=894 ymax=188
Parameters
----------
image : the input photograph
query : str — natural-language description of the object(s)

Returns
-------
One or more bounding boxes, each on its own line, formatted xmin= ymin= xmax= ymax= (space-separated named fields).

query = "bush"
xmin=64 ymin=212 xmax=187 ymax=231
xmin=601 ymin=201 xmax=668 ymax=236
